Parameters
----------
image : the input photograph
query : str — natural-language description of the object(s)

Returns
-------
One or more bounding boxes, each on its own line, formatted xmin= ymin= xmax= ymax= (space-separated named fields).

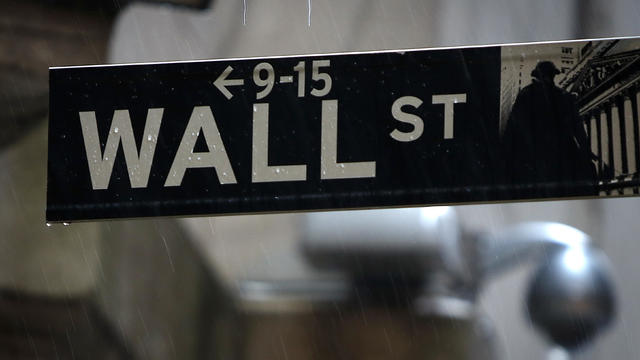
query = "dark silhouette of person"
xmin=503 ymin=61 xmax=598 ymax=197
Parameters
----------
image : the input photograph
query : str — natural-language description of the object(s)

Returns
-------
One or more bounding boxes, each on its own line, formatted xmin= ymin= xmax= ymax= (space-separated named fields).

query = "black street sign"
xmin=47 ymin=37 xmax=640 ymax=221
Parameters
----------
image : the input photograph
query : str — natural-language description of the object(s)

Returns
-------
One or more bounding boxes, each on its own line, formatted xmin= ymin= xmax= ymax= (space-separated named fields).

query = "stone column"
xmin=611 ymin=100 xmax=624 ymax=194
xmin=600 ymin=107 xmax=610 ymax=172
xmin=611 ymin=101 xmax=623 ymax=176
xmin=623 ymin=95 xmax=636 ymax=174
xmin=599 ymin=106 xmax=610 ymax=196
xmin=623 ymin=94 xmax=636 ymax=194
xmin=590 ymin=113 xmax=599 ymax=171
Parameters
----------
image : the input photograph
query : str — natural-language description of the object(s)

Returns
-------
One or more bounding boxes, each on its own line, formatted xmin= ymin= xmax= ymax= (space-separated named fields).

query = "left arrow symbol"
xmin=214 ymin=66 xmax=245 ymax=99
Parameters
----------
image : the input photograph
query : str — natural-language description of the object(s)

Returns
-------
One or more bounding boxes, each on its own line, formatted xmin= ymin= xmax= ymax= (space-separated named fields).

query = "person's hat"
xmin=531 ymin=61 xmax=561 ymax=79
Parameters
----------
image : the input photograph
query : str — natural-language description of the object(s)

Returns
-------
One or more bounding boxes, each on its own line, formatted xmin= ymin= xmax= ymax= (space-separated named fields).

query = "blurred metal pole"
xmin=574 ymin=0 xmax=606 ymax=38
xmin=575 ymin=0 xmax=590 ymax=37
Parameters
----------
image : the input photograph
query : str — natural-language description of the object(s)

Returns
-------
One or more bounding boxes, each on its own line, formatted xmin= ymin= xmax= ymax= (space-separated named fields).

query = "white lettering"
xmin=79 ymin=109 xmax=163 ymax=190
xmin=321 ymin=100 xmax=376 ymax=179
xmin=164 ymin=106 xmax=236 ymax=187
xmin=252 ymin=103 xmax=307 ymax=182
xmin=390 ymin=96 xmax=424 ymax=142
xmin=432 ymin=94 xmax=467 ymax=139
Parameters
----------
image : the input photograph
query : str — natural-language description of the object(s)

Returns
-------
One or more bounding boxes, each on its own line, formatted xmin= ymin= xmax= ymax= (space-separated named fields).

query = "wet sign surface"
xmin=48 ymin=37 xmax=640 ymax=221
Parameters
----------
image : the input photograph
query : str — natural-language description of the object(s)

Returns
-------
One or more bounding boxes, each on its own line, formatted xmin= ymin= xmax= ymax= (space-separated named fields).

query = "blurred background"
xmin=1 ymin=0 xmax=640 ymax=358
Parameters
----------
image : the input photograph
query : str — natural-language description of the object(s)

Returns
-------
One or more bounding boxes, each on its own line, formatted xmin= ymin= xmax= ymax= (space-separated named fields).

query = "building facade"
xmin=560 ymin=40 xmax=640 ymax=194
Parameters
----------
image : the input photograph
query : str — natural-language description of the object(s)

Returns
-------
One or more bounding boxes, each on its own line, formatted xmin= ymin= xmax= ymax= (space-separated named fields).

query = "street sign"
xmin=47 ymin=37 xmax=640 ymax=221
